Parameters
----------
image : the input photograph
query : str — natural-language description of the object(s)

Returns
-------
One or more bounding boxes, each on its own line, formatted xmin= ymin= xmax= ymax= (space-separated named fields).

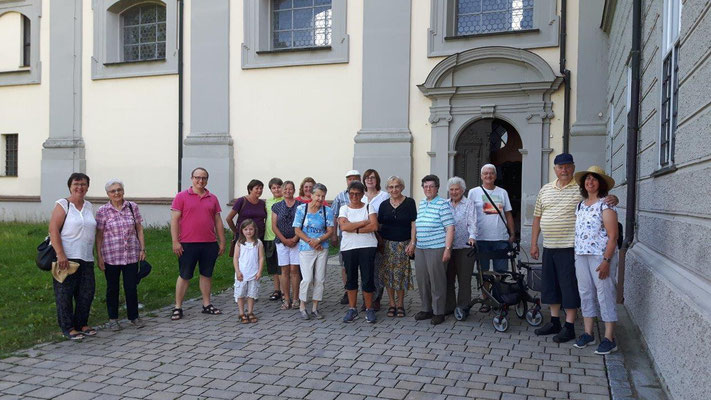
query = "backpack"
xmin=577 ymin=201 xmax=623 ymax=249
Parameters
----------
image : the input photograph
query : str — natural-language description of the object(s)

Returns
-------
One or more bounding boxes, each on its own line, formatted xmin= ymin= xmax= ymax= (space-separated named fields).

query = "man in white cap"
xmin=332 ymin=170 xmax=361 ymax=304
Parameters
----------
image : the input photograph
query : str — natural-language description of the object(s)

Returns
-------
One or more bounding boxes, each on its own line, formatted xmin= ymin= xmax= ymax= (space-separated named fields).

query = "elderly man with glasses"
xmin=169 ymin=167 xmax=227 ymax=321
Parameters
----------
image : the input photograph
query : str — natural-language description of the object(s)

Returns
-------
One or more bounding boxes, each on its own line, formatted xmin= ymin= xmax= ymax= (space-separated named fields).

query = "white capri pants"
xmin=299 ymin=249 xmax=328 ymax=302
xmin=277 ymin=242 xmax=300 ymax=266
xmin=234 ymin=278 xmax=259 ymax=300
xmin=575 ymin=253 xmax=618 ymax=322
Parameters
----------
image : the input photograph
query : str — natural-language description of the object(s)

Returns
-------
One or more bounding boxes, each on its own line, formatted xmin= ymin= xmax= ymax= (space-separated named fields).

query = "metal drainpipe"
xmin=618 ymin=0 xmax=642 ymax=303
xmin=560 ymin=0 xmax=571 ymax=153
xmin=177 ymin=0 xmax=184 ymax=192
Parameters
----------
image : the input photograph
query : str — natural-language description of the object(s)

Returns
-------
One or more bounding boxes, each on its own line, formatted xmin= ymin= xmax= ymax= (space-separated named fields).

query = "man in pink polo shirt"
xmin=170 ymin=167 xmax=227 ymax=320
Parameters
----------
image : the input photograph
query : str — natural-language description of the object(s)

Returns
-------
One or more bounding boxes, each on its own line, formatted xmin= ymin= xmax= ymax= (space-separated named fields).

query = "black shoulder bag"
xmin=480 ymin=186 xmax=511 ymax=238
xmin=36 ymin=199 xmax=69 ymax=271
xmin=127 ymin=202 xmax=152 ymax=283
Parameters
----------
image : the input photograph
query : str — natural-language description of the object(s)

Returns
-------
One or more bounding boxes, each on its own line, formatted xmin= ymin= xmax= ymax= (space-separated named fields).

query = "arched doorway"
xmin=454 ymin=118 xmax=522 ymax=234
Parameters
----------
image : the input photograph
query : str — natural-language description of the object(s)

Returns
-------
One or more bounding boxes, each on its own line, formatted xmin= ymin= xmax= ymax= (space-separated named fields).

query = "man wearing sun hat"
xmin=332 ymin=169 xmax=362 ymax=304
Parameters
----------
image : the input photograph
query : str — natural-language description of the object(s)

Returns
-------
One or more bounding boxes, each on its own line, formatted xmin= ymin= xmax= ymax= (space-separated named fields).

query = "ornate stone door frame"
xmin=418 ymin=47 xmax=562 ymax=242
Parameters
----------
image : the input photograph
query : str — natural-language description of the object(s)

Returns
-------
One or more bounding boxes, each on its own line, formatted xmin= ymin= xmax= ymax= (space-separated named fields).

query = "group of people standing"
xmin=49 ymin=155 xmax=621 ymax=356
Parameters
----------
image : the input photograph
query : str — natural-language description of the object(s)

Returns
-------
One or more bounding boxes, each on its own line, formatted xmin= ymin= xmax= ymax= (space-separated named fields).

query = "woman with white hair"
xmin=95 ymin=178 xmax=147 ymax=331
xmin=467 ymin=164 xmax=516 ymax=312
xmin=445 ymin=176 xmax=477 ymax=319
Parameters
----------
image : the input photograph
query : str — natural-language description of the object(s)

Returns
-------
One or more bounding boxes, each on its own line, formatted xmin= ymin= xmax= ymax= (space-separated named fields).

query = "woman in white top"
xmin=338 ymin=181 xmax=379 ymax=324
xmin=362 ymin=169 xmax=389 ymax=310
xmin=49 ymin=173 xmax=97 ymax=340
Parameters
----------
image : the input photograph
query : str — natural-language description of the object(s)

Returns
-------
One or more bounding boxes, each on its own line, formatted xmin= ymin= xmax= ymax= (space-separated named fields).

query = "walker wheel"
xmin=493 ymin=315 xmax=509 ymax=332
xmin=526 ymin=309 xmax=543 ymax=326
xmin=515 ymin=300 xmax=527 ymax=319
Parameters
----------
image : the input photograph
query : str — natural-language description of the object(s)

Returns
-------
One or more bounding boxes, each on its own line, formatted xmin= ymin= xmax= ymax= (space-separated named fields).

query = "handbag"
xmin=36 ymin=199 xmax=69 ymax=271
xmin=127 ymin=202 xmax=152 ymax=283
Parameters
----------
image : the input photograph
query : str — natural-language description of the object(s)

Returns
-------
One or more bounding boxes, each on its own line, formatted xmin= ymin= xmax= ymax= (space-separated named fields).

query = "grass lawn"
xmin=0 ymin=222 xmax=239 ymax=357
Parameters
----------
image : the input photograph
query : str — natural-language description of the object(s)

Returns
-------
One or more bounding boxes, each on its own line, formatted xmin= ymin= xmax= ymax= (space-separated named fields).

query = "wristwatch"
xmin=603 ymin=257 xmax=612 ymax=263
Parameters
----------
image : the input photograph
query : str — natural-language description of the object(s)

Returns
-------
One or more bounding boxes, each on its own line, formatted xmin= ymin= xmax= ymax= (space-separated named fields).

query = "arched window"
xmin=121 ymin=3 xmax=166 ymax=62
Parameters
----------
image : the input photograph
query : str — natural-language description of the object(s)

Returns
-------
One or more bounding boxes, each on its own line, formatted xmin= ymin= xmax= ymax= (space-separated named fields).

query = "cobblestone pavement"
xmin=1 ymin=256 xmax=625 ymax=399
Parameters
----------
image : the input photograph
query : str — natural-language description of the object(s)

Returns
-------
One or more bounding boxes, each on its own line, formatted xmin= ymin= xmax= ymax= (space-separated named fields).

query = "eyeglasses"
xmin=108 ymin=189 xmax=124 ymax=194
xmin=422 ymin=184 xmax=437 ymax=189
xmin=192 ymin=176 xmax=208 ymax=181
xmin=364 ymin=176 xmax=376 ymax=180
xmin=386 ymin=185 xmax=401 ymax=190
xmin=348 ymin=192 xmax=363 ymax=197
xmin=71 ymin=182 xmax=88 ymax=187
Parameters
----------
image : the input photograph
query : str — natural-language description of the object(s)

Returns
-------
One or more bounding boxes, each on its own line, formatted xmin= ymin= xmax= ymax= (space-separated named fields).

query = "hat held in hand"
xmin=51 ymin=261 xmax=80 ymax=283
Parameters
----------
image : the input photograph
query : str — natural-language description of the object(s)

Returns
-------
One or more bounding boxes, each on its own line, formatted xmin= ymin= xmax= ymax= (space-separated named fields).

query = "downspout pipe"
xmin=177 ymin=0 xmax=184 ymax=192
xmin=560 ymin=0 xmax=571 ymax=153
xmin=618 ymin=0 xmax=642 ymax=303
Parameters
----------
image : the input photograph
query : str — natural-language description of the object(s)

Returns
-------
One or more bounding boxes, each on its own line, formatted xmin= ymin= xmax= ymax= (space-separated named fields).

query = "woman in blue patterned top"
xmin=413 ymin=175 xmax=454 ymax=325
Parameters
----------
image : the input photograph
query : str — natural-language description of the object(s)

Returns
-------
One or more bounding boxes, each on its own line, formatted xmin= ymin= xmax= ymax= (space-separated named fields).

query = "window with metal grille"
xmin=4 ymin=134 xmax=18 ymax=177
xmin=22 ymin=15 xmax=30 ymax=67
xmin=272 ymin=0 xmax=332 ymax=50
xmin=456 ymin=0 xmax=534 ymax=36
xmin=121 ymin=3 xmax=166 ymax=62
xmin=660 ymin=43 xmax=679 ymax=167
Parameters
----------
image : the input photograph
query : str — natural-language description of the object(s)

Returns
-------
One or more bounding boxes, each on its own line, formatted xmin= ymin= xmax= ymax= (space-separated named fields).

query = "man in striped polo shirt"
xmin=414 ymin=175 xmax=455 ymax=325
xmin=530 ymin=153 xmax=582 ymax=343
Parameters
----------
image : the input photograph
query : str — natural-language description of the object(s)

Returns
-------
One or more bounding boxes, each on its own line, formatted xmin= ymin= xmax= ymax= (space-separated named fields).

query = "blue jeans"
xmin=477 ymin=240 xmax=510 ymax=273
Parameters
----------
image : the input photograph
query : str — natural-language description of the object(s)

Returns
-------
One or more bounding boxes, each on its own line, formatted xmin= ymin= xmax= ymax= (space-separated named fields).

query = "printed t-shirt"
xmin=415 ymin=196 xmax=455 ymax=249
xmin=171 ymin=187 xmax=222 ymax=243
xmin=575 ymin=199 xmax=618 ymax=255
xmin=467 ymin=186 xmax=512 ymax=241
xmin=292 ymin=204 xmax=334 ymax=251
xmin=265 ymin=197 xmax=283 ymax=241
xmin=232 ymin=197 xmax=267 ymax=240
xmin=272 ymin=199 xmax=299 ymax=243
xmin=378 ymin=197 xmax=417 ymax=242
xmin=533 ymin=179 xmax=581 ymax=248
xmin=338 ymin=204 xmax=377 ymax=251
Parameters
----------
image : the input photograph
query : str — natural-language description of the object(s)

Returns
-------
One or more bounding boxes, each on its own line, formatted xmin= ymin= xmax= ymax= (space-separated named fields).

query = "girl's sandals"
xmin=80 ymin=327 xmax=97 ymax=336
xmin=247 ymin=313 xmax=258 ymax=323
xmin=201 ymin=304 xmax=222 ymax=315
xmin=171 ymin=308 xmax=183 ymax=320
xmin=396 ymin=307 xmax=406 ymax=317
xmin=386 ymin=307 xmax=397 ymax=317
xmin=269 ymin=291 xmax=282 ymax=301
xmin=281 ymin=299 xmax=292 ymax=310
xmin=239 ymin=314 xmax=249 ymax=324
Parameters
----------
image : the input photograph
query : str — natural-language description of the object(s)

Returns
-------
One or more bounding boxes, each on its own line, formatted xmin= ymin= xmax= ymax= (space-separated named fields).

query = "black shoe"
xmin=340 ymin=292 xmax=349 ymax=305
xmin=553 ymin=325 xmax=576 ymax=343
xmin=430 ymin=315 xmax=445 ymax=325
xmin=414 ymin=311 xmax=433 ymax=321
xmin=534 ymin=322 xmax=561 ymax=336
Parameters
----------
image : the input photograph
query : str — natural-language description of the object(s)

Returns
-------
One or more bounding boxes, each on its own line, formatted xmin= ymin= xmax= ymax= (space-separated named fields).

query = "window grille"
xmin=122 ymin=3 xmax=167 ymax=62
xmin=272 ymin=0 xmax=332 ymax=50
xmin=456 ymin=0 xmax=534 ymax=36
xmin=4 ymin=134 xmax=18 ymax=177
xmin=660 ymin=43 xmax=679 ymax=167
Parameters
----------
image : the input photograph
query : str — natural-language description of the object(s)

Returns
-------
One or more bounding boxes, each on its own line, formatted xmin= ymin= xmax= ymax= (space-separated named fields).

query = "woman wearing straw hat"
xmin=571 ymin=166 xmax=620 ymax=355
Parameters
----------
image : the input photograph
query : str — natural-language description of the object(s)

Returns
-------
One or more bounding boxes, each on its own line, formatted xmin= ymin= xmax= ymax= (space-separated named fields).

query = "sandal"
xmin=239 ymin=314 xmax=249 ymax=324
xmin=396 ymin=307 xmax=406 ymax=318
xmin=281 ymin=299 xmax=292 ymax=310
xmin=201 ymin=304 xmax=222 ymax=315
xmin=171 ymin=308 xmax=183 ymax=320
xmin=386 ymin=307 xmax=397 ymax=317
xmin=247 ymin=313 xmax=258 ymax=323
xmin=64 ymin=331 xmax=84 ymax=341
xmin=80 ymin=327 xmax=97 ymax=336
xmin=269 ymin=291 xmax=282 ymax=301
xmin=479 ymin=304 xmax=491 ymax=313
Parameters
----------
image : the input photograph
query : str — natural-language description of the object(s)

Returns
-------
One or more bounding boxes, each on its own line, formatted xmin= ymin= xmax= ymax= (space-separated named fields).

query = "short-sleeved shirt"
xmin=96 ymin=201 xmax=143 ymax=265
xmin=448 ymin=197 xmax=477 ymax=249
xmin=232 ymin=197 xmax=267 ymax=240
xmin=468 ymin=186 xmax=512 ymax=241
xmin=292 ymin=204 xmax=334 ymax=251
xmin=265 ymin=197 xmax=283 ymax=241
xmin=364 ymin=191 xmax=389 ymax=216
xmin=272 ymin=199 xmax=299 ymax=243
xmin=171 ymin=187 xmax=222 ymax=243
xmin=56 ymin=199 xmax=96 ymax=262
xmin=575 ymin=199 xmax=617 ymax=255
xmin=339 ymin=204 xmax=377 ymax=251
xmin=378 ymin=197 xmax=417 ymax=242
xmin=533 ymin=179 xmax=581 ymax=248
xmin=415 ymin=196 xmax=455 ymax=249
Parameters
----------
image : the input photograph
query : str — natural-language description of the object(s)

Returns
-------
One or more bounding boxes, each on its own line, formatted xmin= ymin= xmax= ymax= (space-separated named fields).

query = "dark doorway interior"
xmin=454 ymin=118 xmax=522 ymax=234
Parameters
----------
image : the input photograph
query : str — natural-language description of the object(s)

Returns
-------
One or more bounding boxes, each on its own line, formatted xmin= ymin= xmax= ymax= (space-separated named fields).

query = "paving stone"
xmin=23 ymin=387 xmax=69 ymax=399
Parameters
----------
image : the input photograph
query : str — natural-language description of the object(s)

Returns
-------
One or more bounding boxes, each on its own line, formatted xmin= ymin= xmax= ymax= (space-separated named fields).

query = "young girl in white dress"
xmin=233 ymin=219 xmax=264 ymax=323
